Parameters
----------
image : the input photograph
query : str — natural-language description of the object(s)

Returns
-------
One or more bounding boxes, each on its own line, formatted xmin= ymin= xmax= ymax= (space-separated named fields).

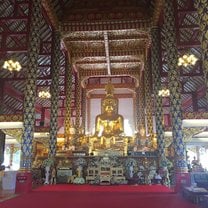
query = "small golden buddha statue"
xmin=134 ymin=124 xmax=151 ymax=152
xmin=90 ymin=81 xmax=125 ymax=152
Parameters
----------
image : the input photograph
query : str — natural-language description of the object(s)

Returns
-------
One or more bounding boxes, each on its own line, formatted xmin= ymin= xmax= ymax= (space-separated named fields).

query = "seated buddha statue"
xmin=90 ymin=82 xmax=125 ymax=151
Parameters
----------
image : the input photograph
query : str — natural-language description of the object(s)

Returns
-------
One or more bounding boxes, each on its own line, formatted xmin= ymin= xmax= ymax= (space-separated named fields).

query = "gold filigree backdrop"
xmin=2 ymin=128 xmax=22 ymax=143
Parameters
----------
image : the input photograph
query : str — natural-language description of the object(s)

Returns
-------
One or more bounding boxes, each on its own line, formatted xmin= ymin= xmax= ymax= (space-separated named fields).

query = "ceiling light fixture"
xmin=38 ymin=90 xmax=51 ymax=99
xmin=158 ymin=89 xmax=170 ymax=97
xmin=178 ymin=54 xmax=198 ymax=67
xmin=3 ymin=59 xmax=22 ymax=72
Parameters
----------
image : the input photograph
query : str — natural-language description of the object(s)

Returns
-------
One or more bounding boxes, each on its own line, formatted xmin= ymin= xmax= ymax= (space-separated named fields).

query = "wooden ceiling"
xmin=0 ymin=0 xmax=206 ymax=131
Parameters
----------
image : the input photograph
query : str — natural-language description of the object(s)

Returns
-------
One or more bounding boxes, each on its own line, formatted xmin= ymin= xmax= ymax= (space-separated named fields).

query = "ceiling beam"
xmin=104 ymin=31 xmax=111 ymax=75
xmin=86 ymin=82 xmax=135 ymax=90
xmin=42 ymin=0 xmax=59 ymax=30
xmin=64 ymin=34 xmax=149 ymax=42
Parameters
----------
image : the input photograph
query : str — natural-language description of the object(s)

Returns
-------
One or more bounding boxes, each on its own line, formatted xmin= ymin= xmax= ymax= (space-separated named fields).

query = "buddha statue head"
xmin=101 ymin=81 xmax=118 ymax=115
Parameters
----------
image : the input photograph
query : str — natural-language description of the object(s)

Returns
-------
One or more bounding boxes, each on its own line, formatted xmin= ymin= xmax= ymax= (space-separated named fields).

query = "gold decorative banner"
xmin=183 ymin=112 xmax=208 ymax=119
xmin=0 ymin=114 xmax=23 ymax=122
xmin=2 ymin=128 xmax=22 ymax=143
xmin=183 ymin=127 xmax=206 ymax=143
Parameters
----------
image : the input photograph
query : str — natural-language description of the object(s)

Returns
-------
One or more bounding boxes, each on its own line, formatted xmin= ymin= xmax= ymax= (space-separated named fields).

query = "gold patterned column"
xmin=195 ymin=1 xmax=208 ymax=103
xmin=75 ymin=75 xmax=81 ymax=140
xmin=86 ymin=93 xmax=91 ymax=133
xmin=144 ymin=58 xmax=154 ymax=146
xmin=49 ymin=31 xmax=61 ymax=158
xmin=164 ymin=0 xmax=187 ymax=173
xmin=136 ymin=72 xmax=146 ymax=132
xmin=81 ymin=88 xmax=86 ymax=134
xmin=21 ymin=0 xmax=41 ymax=170
xmin=135 ymin=87 xmax=139 ymax=128
xmin=151 ymin=27 xmax=166 ymax=164
xmin=64 ymin=58 xmax=72 ymax=145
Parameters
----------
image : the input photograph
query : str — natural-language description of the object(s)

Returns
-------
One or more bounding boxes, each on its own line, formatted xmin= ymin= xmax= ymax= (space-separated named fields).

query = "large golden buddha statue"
xmin=89 ymin=82 xmax=128 ymax=155
xmin=95 ymin=82 xmax=124 ymax=138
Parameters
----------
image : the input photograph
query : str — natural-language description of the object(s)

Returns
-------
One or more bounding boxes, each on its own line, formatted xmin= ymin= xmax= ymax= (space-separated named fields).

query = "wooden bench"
xmin=183 ymin=187 xmax=208 ymax=204
xmin=190 ymin=172 xmax=208 ymax=189
xmin=200 ymin=195 xmax=208 ymax=208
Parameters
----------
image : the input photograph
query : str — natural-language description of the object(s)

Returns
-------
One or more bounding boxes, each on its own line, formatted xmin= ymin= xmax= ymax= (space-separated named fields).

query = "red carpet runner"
xmin=0 ymin=184 xmax=198 ymax=208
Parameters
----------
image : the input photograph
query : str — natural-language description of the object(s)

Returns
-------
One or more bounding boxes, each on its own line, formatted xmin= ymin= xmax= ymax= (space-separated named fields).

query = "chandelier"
xmin=158 ymin=89 xmax=170 ymax=97
xmin=38 ymin=90 xmax=51 ymax=99
xmin=3 ymin=59 xmax=22 ymax=72
xmin=178 ymin=54 xmax=198 ymax=67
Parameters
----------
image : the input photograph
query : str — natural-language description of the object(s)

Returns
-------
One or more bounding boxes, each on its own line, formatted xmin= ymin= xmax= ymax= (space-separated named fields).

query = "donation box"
xmin=15 ymin=172 xmax=32 ymax=194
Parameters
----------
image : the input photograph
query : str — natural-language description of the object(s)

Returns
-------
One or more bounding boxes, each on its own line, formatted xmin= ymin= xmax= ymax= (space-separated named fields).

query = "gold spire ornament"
xmin=105 ymin=81 xmax=114 ymax=97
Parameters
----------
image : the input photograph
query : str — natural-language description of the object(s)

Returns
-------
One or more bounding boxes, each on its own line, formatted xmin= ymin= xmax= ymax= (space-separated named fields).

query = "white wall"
xmin=119 ymin=98 xmax=135 ymax=136
xmin=88 ymin=99 xmax=101 ymax=135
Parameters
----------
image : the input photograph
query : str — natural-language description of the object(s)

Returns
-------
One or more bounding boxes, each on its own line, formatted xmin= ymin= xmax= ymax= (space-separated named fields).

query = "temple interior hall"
xmin=0 ymin=0 xmax=208 ymax=207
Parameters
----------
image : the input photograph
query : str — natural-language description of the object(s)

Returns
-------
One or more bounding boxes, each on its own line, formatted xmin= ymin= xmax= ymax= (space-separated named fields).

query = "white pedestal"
xmin=2 ymin=170 xmax=17 ymax=190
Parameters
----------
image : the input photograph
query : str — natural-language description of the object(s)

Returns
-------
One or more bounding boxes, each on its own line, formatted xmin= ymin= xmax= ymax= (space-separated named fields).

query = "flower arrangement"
xmin=160 ymin=157 xmax=173 ymax=169
xmin=42 ymin=158 xmax=54 ymax=167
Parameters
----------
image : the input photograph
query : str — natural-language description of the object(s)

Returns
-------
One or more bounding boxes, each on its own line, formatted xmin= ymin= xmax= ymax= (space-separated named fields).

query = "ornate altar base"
xmin=33 ymin=152 xmax=163 ymax=186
